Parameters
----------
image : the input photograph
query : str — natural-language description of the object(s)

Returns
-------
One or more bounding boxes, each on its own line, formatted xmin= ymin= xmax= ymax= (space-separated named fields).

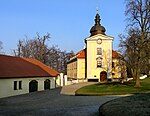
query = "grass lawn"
xmin=99 ymin=93 xmax=150 ymax=116
xmin=75 ymin=78 xmax=150 ymax=95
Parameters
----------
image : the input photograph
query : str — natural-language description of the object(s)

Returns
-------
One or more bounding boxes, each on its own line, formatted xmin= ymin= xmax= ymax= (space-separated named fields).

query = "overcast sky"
xmin=0 ymin=0 xmax=126 ymax=55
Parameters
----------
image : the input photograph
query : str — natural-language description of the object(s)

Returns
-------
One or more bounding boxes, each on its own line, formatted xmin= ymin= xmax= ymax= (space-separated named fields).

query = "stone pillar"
xmin=64 ymin=75 xmax=68 ymax=86
xmin=60 ymin=73 xmax=64 ymax=86
xmin=56 ymin=75 xmax=61 ymax=87
xmin=51 ymin=77 xmax=55 ymax=89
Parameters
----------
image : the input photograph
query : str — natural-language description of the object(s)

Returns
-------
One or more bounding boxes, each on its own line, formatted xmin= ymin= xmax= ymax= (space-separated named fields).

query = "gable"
xmin=85 ymin=34 xmax=114 ymax=42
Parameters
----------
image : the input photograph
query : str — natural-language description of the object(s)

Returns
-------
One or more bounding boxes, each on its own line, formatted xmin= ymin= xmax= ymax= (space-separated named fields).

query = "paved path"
xmin=61 ymin=82 xmax=98 ymax=95
xmin=0 ymin=84 xmax=122 ymax=116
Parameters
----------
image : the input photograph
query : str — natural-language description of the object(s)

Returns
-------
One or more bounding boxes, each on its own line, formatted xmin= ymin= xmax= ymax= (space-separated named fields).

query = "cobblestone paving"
xmin=0 ymin=87 xmax=121 ymax=116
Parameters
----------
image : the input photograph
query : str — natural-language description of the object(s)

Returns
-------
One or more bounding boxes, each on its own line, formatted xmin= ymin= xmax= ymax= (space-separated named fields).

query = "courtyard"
xmin=0 ymin=86 xmax=121 ymax=116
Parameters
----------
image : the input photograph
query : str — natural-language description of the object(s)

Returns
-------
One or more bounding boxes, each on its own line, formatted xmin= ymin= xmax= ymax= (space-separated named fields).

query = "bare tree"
xmin=14 ymin=33 xmax=50 ymax=63
xmin=103 ymin=49 xmax=127 ymax=82
xmin=119 ymin=29 xmax=141 ymax=80
xmin=46 ymin=46 xmax=74 ymax=73
xmin=60 ymin=50 xmax=74 ymax=74
xmin=119 ymin=0 xmax=150 ymax=87
xmin=14 ymin=33 xmax=74 ymax=73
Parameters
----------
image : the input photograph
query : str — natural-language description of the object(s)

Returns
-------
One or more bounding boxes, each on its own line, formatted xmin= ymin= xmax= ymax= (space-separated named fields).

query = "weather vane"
xmin=96 ymin=6 xmax=99 ymax=14
xmin=96 ymin=0 xmax=99 ymax=14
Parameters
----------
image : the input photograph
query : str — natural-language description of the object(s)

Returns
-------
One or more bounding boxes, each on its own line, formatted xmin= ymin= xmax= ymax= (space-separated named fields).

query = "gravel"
xmin=0 ymin=88 xmax=121 ymax=116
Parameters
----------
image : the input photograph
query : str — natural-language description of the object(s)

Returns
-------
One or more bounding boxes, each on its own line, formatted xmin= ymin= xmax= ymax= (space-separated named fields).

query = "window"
xmin=112 ymin=73 xmax=115 ymax=75
xmin=112 ymin=62 xmax=115 ymax=68
xmin=14 ymin=81 xmax=17 ymax=90
xmin=97 ymin=57 xmax=102 ymax=68
xmin=14 ymin=81 xmax=22 ymax=90
xmin=97 ymin=48 xmax=102 ymax=55
xmin=19 ymin=81 xmax=22 ymax=89
xmin=97 ymin=60 xmax=102 ymax=67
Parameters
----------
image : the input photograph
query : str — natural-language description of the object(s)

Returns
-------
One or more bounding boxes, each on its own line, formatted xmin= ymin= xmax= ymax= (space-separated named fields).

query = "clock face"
xmin=97 ymin=38 xmax=102 ymax=44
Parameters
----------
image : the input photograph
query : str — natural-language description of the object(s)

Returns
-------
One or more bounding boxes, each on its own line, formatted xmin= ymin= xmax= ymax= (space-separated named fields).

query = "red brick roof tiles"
xmin=22 ymin=58 xmax=59 ymax=77
xmin=69 ymin=49 xmax=86 ymax=60
xmin=69 ymin=49 xmax=122 ymax=62
xmin=76 ymin=49 xmax=86 ymax=58
xmin=112 ymin=50 xmax=122 ymax=59
xmin=0 ymin=54 xmax=59 ymax=78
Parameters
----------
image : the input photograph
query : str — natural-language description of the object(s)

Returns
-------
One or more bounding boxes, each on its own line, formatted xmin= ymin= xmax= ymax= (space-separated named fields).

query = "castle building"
xmin=67 ymin=11 xmax=125 ymax=82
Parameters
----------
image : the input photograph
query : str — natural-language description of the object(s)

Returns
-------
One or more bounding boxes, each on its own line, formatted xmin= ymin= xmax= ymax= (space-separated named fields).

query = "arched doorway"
xmin=44 ymin=79 xmax=51 ymax=90
xmin=100 ymin=71 xmax=107 ymax=82
xmin=29 ymin=80 xmax=38 ymax=92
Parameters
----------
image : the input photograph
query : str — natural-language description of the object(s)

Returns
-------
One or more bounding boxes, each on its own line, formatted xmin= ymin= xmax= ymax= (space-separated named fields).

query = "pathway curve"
xmin=61 ymin=82 xmax=98 ymax=95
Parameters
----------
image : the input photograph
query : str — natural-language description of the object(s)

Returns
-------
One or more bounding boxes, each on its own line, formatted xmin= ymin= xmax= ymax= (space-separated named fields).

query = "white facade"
xmin=0 ymin=77 xmax=58 ymax=98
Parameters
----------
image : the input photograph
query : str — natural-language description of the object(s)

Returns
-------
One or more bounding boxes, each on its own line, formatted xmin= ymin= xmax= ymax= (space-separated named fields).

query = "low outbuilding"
xmin=0 ymin=54 xmax=60 ymax=98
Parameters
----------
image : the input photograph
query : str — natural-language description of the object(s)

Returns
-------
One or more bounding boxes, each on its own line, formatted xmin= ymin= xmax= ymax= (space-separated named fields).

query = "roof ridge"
xmin=0 ymin=55 xmax=59 ymax=78
xmin=22 ymin=57 xmax=59 ymax=76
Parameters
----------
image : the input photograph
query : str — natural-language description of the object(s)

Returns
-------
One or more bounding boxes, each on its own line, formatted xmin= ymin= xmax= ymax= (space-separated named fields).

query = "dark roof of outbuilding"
xmin=0 ymin=54 xmax=59 ymax=78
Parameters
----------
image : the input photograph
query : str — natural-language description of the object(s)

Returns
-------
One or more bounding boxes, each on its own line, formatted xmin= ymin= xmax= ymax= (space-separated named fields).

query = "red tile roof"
xmin=69 ymin=49 xmax=122 ymax=61
xmin=0 ymin=54 xmax=59 ymax=78
xmin=69 ymin=49 xmax=86 ymax=60
xmin=112 ymin=50 xmax=122 ymax=59
xmin=76 ymin=49 xmax=86 ymax=58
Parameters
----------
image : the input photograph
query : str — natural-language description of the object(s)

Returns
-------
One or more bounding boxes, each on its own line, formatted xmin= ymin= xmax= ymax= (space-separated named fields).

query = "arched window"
xmin=96 ymin=57 xmax=102 ymax=68
xmin=97 ymin=60 xmax=102 ymax=67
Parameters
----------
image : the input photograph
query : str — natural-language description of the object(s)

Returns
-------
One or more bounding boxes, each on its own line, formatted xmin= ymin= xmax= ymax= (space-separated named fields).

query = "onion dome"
xmin=90 ymin=13 xmax=106 ymax=36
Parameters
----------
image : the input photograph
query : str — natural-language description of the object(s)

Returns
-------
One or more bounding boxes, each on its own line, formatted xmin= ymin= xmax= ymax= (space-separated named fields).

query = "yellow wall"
xmin=86 ymin=34 xmax=113 ymax=81
xmin=67 ymin=60 xmax=77 ymax=79
xmin=67 ymin=58 xmax=85 ymax=80
xmin=67 ymin=34 xmax=127 ymax=82
xmin=77 ymin=59 xmax=85 ymax=79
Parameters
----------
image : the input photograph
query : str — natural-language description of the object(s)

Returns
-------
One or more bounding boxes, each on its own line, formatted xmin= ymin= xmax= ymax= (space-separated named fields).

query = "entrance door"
xmin=29 ymin=80 xmax=38 ymax=92
xmin=44 ymin=79 xmax=50 ymax=90
xmin=100 ymin=71 xmax=107 ymax=82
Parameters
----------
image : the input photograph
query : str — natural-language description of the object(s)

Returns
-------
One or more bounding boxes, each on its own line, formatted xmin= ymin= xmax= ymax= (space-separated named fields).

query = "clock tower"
xmin=85 ymin=11 xmax=113 ymax=82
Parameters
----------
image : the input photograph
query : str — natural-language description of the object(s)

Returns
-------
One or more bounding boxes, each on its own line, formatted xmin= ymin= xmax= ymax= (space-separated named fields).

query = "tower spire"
xmin=96 ymin=6 xmax=99 ymax=14
xmin=95 ymin=3 xmax=100 ymax=25
xmin=96 ymin=0 xmax=100 ymax=14
xmin=90 ymin=7 xmax=106 ymax=36
xmin=95 ymin=10 xmax=100 ymax=25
